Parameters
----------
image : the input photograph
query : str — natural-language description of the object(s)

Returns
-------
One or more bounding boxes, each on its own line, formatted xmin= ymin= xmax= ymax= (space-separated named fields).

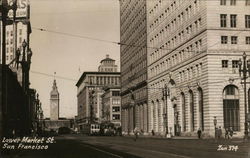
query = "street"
xmin=1 ymin=134 xmax=250 ymax=158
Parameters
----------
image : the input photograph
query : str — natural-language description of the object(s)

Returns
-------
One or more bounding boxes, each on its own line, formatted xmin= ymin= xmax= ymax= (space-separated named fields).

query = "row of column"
xmin=149 ymin=100 xmax=165 ymax=133
xmin=121 ymin=103 xmax=148 ymax=134
xmin=88 ymin=76 xmax=120 ymax=85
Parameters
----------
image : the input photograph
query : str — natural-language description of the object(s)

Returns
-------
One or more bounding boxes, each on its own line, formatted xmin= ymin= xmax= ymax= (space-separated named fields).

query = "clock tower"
xmin=50 ymin=79 xmax=59 ymax=120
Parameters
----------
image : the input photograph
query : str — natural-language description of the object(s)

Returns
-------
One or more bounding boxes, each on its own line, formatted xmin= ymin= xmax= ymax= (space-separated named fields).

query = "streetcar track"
xmin=81 ymin=144 xmax=123 ymax=158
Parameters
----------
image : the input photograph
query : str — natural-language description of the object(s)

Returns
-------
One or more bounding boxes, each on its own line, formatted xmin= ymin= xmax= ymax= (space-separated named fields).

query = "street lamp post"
xmin=238 ymin=52 xmax=250 ymax=139
xmin=35 ymin=93 xmax=40 ymax=135
xmin=162 ymin=84 xmax=170 ymax=136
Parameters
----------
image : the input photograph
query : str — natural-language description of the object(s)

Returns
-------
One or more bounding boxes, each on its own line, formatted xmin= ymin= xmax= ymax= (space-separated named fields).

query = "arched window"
xmin=223 ymin=85 xmax=240 ymax=131
xmin=181 ymin=92 xmax=186 ymax=131
xmin=198 ymin=88 xmax=204 ymax=131
xmin=189 ymin=90 xmax=194 ymax=131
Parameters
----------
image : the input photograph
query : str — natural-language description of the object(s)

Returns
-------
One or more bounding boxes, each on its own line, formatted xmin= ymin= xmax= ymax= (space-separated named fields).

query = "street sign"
xmin=7 ymin=0 xmax=29 ymax=18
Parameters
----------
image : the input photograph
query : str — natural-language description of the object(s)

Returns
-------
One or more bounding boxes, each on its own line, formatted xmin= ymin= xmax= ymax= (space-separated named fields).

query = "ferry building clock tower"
xmin=50 ymin=79 xmax=59 ymax=120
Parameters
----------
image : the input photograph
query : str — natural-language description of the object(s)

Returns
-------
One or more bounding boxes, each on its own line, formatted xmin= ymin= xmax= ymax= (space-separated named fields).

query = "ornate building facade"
xmin=76 ymin=55 xmax=120 ymax=132
xmin=147 ymin=0 xmax=250 ymax=137
xmin=120 ymin=0 xmax=148 ymax=134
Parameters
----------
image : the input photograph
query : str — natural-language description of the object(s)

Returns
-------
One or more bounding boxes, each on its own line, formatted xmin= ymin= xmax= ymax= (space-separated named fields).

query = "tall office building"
xmin=76 ymin=55 xmax=120 ymax=132
xmin=147 ymin=0 xmax=250 ymax=137
xmin=1 ymin=0 xmax=31 ymax=65
xmin=120 ymin=0 xmax=148 ymax=134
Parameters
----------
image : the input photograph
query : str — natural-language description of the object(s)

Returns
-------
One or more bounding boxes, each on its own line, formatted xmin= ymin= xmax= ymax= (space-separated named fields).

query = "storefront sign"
xmin=7 ymin=0 xmax=28 ymax=18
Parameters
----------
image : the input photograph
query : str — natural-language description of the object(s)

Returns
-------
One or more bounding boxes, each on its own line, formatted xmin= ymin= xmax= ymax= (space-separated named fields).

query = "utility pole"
xmin=238 ymin=52 xmax=250 ymax=139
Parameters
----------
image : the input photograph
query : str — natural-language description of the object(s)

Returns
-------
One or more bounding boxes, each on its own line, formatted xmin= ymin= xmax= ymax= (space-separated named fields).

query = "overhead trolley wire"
xmin=30 ymin=70 xmax=78 ymax=81
xmin=33 ymin=26 xmax=249 ymax=54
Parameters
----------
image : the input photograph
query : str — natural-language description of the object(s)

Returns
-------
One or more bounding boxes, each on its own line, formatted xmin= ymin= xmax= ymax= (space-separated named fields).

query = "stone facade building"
xmin=102 ymin=87 xmax=121 ymax=127
xmin=147 ymin=0 xmax=250 ymax=137
xmin=120 ymin=0 xmax=148 ymax=134
xmin=76 ymin=55 xmax=120 ymax=132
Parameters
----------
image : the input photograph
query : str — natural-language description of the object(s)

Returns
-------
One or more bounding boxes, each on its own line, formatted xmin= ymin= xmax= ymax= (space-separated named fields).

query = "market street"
xmin=2 ymin=134 xmax=250 ymax=158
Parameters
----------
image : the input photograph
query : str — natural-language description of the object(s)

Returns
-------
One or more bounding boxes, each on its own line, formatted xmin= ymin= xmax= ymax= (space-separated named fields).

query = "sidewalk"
xmin=123 ymin=134 xmax=198 ymax=139
xmin=123 ymin=134 xmax=249 ymax=142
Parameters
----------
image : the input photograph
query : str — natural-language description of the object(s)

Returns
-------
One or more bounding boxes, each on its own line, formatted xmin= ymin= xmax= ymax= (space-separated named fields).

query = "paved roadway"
xmin=1 ymin=134 xmax=250 ymax=158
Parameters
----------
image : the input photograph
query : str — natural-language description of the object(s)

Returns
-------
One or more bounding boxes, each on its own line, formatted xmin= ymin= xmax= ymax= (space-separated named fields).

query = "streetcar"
xmin=82 ymin=123 xmax=100 ymax=136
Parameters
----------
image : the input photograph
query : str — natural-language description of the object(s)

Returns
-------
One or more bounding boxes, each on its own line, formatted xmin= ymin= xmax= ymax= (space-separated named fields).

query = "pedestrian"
xmin=229 ymin=127 xmax=233 ymax=139
xmin=197 ymin=128 xmax=202 ymax=139
xmin=225 ymin=128 xmax=229 ymax=139
xmin=134 ymin=127 xmax=139 ymax=141
xmin=215 ymin=127 xmax=218 ymax=140
xmin=151 ymin=129 xmax=155 ymax=136
xmin=218 ymin=126 xmax=222 ymax=139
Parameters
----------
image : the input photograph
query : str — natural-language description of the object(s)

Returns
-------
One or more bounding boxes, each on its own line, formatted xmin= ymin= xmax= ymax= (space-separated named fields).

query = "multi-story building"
xmin=1 ymin=0 xmax=31 ymax=65
xmin=147 ymin=0 xmax=250 ymax=137
xmin=0 ymin=0 xmax=33 ymax=138
xmin=0 ymin=0 xmax=31 ymax=88
xmin=120 ymin=0 xmax=148 ymax=134
xmin=76 ymin=55 xmax=120 ymax=132
xmin=102 ymin=87 xmax=121 ymax=127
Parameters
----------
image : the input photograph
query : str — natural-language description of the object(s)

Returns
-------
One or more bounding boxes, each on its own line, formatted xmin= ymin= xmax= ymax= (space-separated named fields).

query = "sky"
xmin=29 ymin=0 xmax=120 ymax=118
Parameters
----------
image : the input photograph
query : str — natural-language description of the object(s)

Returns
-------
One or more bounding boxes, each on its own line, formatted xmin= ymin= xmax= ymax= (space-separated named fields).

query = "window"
xmin=112 ymin=114 xmax=120 ymax=120
xmin=220 ymin=0 xmax=226 ymax=5
xmin=245 ymin=15 xmax=250 ymax=28
xmin=232 ymin=60 xmax=239 ymax=68
xmin=230 ymin=0 xmax=236 ymax=5
xmin=246 ymin=37 xmax=250 ymax=44
xmin=19 ymin=29 xmax=22 ymax=35
xmin=220 ymin=14 xmax=227 ymax=27
xmin=231 ymin=36 xmax=237 ymax=44
xmin=198 ymin=88 xmax=204 ymax=131
xmin=226 ymin=85 xmax=235 ymax=95
xmin=230 ymin=14 xmax=237 ymax=28
xmin=112 ymin=99 xmax=120 ymax=105
xmin=223 ymin=86 xmax=240 ymax=131
xmin=222 ymin=60 xmax=228 ymax=68
xmin=189 ymin=90 xmax=195 ymax=131
xmin=221 ymin=36 xmax=228 ymax=44
xmin=112 ymin=91 xmax=120 ymax=96
xmin=112 ymin=107 xmax=120 ymax=112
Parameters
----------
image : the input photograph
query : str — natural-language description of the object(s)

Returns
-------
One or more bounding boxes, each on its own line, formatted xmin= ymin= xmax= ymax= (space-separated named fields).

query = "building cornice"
xmin=76 ymin=71 xmax=121 ymax=87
